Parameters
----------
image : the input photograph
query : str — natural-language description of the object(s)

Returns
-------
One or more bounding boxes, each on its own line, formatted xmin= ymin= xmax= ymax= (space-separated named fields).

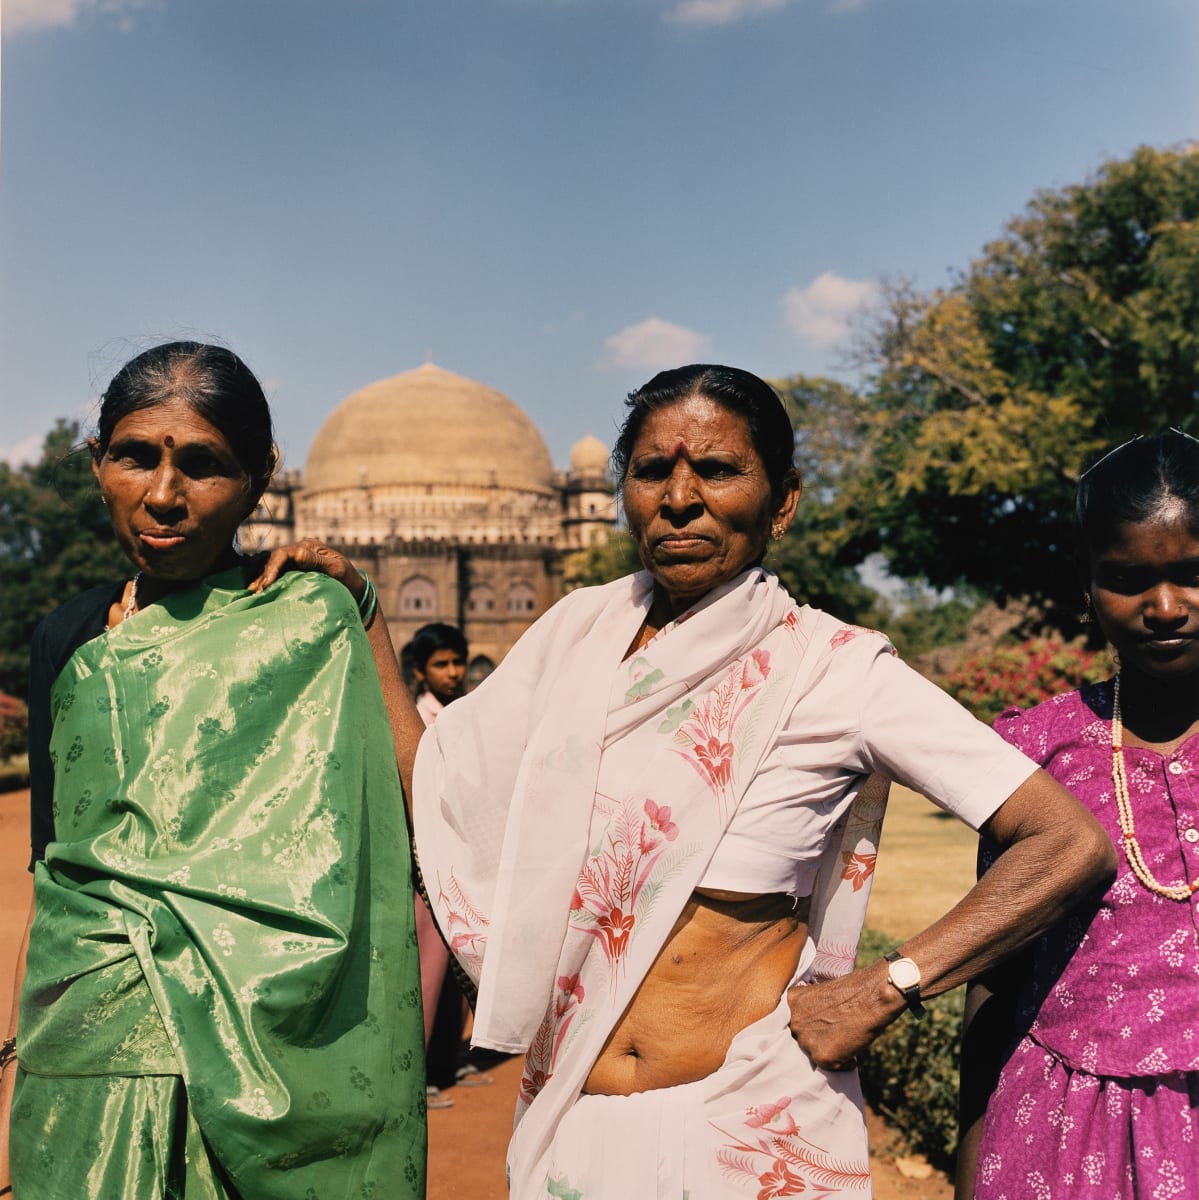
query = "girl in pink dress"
xmin=960 ymin=430 xmax=1199 ymax=1200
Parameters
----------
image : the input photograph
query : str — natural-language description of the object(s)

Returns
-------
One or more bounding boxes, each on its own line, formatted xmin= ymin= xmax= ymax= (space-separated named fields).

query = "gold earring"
xmin=771 ymin=523 xmax=786 ymax=541
xmin=1081 ymin=593 xmax=1092 ymax=624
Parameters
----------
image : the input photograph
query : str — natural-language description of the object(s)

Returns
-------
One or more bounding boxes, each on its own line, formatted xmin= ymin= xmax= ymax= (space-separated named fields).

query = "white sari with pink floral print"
xmin=414 ymin=567 xmax=1030 ymax=1198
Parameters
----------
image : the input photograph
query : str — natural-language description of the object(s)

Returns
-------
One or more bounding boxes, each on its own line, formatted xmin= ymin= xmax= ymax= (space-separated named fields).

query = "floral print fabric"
xmin=976 ymin=682 xmax=1199 ymax=1198
xmin=414 ymin=567 xmax=1035 ymax=1197
xmin=13 ymin=570 xmax=426 ymax=1199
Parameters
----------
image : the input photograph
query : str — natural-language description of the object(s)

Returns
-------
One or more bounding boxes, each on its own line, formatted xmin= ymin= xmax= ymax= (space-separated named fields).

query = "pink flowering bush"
xmin=939 ymin=637 xmax=1110 ymax=726
xmin=0 ymin=693 xmax=27 ymax=760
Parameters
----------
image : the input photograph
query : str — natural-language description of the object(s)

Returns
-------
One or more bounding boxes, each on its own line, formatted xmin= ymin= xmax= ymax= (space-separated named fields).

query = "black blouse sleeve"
xmin=27 ymin=585 xmax=117 ymax=870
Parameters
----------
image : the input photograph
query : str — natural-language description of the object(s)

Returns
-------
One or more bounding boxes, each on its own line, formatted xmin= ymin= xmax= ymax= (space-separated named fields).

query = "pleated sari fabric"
xmin=415 ymin=569 xmax=892 ymax=1197
xmin=11 ymin=569 xmax=426 ymax=1199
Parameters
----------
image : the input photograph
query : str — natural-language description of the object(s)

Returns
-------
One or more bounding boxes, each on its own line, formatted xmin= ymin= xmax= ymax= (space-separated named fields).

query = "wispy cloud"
xmin=782 ymin=272 xmax=877 ymax=346
xmin=664 ymin=0 xmax=791 ymax=26
xmin=599 ymin=318 xmax=709 ymax=371
xmin=663 ymin=0 xmax=867 ymax=25
xmin=1 ymin=432 xmax=45 ymax=467
xmin=4 ymin=0 xmax=156 ymax=36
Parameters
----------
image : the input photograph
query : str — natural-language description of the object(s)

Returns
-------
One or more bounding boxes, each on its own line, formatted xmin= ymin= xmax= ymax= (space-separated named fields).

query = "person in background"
xmin=959 ymin=430 xmax=1199 ymax=1200
xmin=412 ymin=622 xmax=467 ymax=726
xmin=413 ymin=363 xmax=1115 ymax=1198
xmin=0 ymin=342 xmax=425 ymax=1199
xmin=409 ymin=622 xmax=491 ymax=1108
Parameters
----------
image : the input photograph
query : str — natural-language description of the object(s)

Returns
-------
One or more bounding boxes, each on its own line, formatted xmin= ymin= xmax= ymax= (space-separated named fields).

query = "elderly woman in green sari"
xmin=0 ymin=343 xmax=426 ymax=1199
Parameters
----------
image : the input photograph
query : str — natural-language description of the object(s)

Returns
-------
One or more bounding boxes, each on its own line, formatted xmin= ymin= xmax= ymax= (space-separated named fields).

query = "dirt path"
xmin=0 ymin=787 xmax=951 ymax=1197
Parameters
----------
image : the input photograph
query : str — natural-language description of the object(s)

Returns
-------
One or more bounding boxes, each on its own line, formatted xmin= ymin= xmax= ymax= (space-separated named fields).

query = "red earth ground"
xmin=0 ymin=788 xmax=951 ymax=1198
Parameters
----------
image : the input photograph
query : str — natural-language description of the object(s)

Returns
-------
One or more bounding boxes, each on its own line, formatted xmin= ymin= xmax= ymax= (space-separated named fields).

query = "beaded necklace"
xmin=1111 ymin=672 xmax=1199 ymax=901
xmin=106 ymin=573 xmax=141 ymax=631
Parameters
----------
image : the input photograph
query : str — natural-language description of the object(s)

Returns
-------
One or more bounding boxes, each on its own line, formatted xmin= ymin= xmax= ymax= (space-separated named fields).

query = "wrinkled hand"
xmin=786 ymin=963 xmax=897 ymax=1071
xmin=247 ymin=538 xmax=365 ymax=603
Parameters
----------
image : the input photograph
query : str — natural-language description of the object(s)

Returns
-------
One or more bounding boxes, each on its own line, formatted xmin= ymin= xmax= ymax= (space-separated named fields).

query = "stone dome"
xmin=303 ymin=363 xmax=555 ymax=496
xmin=570 ymin=434 xmax=610 ymax=477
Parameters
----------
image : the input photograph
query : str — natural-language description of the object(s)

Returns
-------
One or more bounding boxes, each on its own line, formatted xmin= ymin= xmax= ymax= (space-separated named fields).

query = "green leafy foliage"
xmin=883 ymin=589 xmax=984 ymax=661
xmin=0 ymin=420 xmax=127 ymax=698
xmin=855 ymin=928 xmax=964 ymax=1173
xmin=831 ymin=144 xmax=1199 ymax=625
xmin=939 ymin=636 xmax=1109 ymax=725
xmin=563 ymin=530 xmax=642 ymax=590
xmin=767 ymin=374 xmax=892 ymax=627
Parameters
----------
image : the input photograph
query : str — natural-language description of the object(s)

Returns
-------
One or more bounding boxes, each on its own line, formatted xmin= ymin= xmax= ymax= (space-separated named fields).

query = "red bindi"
xmin=668 ymin=440 xmax=692 ymax=463
xmin=163 ymin=435 xmax=176 ymax=448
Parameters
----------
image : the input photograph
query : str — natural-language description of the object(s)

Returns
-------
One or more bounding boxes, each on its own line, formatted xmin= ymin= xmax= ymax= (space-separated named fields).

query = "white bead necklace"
xmin=1111 ymin=673 xmax=1198 ymax=901
xmin=107 ymin=573 xmax=141 ymax=630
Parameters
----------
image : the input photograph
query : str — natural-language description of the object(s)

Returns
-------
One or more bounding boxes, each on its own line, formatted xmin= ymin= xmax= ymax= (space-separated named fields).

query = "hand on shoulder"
xmin=246 ymin=539 xmax=366 ymax=603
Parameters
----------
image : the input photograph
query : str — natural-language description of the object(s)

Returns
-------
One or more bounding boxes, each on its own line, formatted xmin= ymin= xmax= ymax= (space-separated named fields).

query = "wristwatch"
xmin=884 ymin=950 xmax=927 ymax=1021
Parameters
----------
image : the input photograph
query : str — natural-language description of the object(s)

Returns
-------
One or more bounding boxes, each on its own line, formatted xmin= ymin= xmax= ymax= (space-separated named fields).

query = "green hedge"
xmin=0 ymin=755 xmax=29 ymax=793
xmin=855 ymin=928 xmax=963 ymax=1173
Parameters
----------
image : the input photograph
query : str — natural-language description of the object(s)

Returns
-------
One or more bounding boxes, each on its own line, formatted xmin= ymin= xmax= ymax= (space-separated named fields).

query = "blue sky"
xmin=1 ymin=0 xmax=1195 ymax=476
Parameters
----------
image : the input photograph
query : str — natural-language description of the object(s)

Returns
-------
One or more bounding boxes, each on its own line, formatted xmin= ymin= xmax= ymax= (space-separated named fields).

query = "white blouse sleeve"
xmin=842 ymin=634 xmax=1038 ymax=830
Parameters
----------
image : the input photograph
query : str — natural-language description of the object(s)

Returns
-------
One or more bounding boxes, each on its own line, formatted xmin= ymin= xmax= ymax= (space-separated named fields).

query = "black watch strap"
xmin=884 ymin=949 xmax=927 ymax=1020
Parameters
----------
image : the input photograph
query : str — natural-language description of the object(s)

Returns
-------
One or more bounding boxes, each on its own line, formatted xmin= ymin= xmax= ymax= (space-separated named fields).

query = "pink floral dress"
xmin=976 ymin=682 xmax=1199 ymax=1200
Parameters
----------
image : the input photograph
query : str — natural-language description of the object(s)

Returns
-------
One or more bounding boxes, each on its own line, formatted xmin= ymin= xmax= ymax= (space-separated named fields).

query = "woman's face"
xmin=622 ymin=395 xmax=799 ymax=616
xmin=1090 ymin=508 xmax=1199 ymax=682
xmin=92 ymin=397 xmax=257 ymax=582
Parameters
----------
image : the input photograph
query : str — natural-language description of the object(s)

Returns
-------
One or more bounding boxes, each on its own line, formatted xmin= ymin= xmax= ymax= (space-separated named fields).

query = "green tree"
xmin=0 ymin=420 xmax=127 ymax=698
xmin=838 ymin=143 xmax=1199 ymax=625
xmin=769 ymin=374 xmax=890 ymax=627
xmin=563 ymin=530 xmax=642 ymax=590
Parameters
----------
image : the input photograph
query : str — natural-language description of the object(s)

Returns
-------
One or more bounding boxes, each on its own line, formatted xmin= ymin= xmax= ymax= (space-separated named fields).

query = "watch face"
xmin=888 ymin=958 xmax=921 ymax=990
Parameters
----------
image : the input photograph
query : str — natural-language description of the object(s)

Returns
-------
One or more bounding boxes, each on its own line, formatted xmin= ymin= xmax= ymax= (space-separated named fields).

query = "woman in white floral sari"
xmin=414 ymin=365 xmax=1116 ymax=1198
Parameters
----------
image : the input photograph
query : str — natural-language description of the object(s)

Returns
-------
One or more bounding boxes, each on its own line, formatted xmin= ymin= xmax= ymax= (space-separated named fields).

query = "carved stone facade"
xmin=242 ymin=363 xmax=616 ymax=671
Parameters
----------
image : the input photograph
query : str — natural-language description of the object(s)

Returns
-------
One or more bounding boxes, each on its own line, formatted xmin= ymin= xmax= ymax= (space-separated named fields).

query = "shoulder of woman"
xmin=799 ymin=608 xmax=899 ymax=667
xmin=33 ymin=582 xmax=119 ymax=651
xmin=29 ymin=583 xmax=119 ymax=699
xmin=542 ymin=571 xmax=648 ymax=628
xmin=992 ymin=685 xmax=1100 ymax=750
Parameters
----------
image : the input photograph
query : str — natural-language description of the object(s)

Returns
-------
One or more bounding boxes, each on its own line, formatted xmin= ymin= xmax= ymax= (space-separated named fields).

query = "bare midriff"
xmin=582 ymin=888 xmax=810 ymax=1096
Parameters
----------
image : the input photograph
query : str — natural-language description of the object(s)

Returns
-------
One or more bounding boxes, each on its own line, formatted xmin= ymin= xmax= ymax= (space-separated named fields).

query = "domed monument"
xmin=244 ymin=363 xmax=616 ymax=671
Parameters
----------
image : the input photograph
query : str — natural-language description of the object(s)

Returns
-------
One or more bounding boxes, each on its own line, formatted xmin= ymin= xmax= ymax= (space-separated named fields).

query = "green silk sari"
xmin=12 ymin=569 xmax=425 ymax=1199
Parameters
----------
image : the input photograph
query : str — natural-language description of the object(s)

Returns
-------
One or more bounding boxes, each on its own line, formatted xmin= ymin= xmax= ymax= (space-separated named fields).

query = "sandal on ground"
xmin=426 ymin=1085 xmax=454 ymax=1109
xmin=455 ymin=1063 xmax=494 ymax=1087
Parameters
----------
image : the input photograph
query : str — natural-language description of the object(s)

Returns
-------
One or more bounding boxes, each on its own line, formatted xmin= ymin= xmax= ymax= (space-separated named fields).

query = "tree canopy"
xmin=0 ymin=420 xmax=127 ymax=698
xmin=824 ymin=143 xmax=1199 ymax=623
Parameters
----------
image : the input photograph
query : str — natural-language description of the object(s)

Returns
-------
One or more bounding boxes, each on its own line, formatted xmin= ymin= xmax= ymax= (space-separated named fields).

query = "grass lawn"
xmin=865 ymin=784 xmax=981 ymax=942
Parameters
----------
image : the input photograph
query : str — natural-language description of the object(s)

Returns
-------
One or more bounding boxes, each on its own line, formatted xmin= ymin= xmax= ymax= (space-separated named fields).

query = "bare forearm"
xmin=364 ymin=611 xmax=424 ymax=812
xmin=789 ymin=770 xmax=1115 ymax=1065
xmin=4 ymin=895 xmax=33 ymax=1045
xmin=0 ymin=896 xmax=35 ymax=1188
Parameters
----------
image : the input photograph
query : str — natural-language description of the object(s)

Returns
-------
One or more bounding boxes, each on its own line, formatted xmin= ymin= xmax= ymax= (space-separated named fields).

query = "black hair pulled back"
xmin=94 ymin=341 xmax=278 ymax=498
xmin=1075 ymin=431 xmax=1199 ymax=567
xmin=611 ymin=364 xmax=796 ymax=504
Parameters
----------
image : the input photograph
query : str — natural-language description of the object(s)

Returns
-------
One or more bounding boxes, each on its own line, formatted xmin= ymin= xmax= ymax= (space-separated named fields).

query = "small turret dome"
xmin=570 ymin=434 xmax=610 ymax=478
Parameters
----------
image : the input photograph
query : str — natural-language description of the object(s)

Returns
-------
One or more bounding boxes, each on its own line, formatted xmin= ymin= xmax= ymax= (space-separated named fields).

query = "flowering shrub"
xmin=0 ymin=693 xmax=27 ymax=760
xmin=938 ymin=637 xmax=1109 ymax=726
